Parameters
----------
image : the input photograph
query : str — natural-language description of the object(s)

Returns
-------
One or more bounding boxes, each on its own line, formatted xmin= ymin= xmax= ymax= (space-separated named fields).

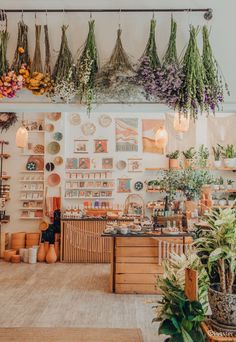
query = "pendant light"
xmin=16 ymin=113 xmax=28 ymax=148
xmin=173 ymin=112 xmax=190 ymax=133
xmin=155 ymin=127 xmax=168 ymax=149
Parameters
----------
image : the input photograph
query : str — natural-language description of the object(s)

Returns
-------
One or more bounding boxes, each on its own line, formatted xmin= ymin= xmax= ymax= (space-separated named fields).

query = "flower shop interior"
xmin=0 ymin=0 xmax=236 ymax=341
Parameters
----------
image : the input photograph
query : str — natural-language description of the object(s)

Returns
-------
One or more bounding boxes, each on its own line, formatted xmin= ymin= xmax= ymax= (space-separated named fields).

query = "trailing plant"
xmin=202 ymin=26 xmax=230 ymax=113
xmin=11 ymin=20 xmax=30 ymax=73
xmin=222 ymin=144 xmax=236 ymax=159
xmin=176 ymin=26 xmax=205 ymax=120
xmin=95 ymin=28 xmax=137 ymax=102
xmin=76 ymin=20 xmax=98 ymax=112
xmin=212 ymin=144 xmax=223 ymax=161
xmin=52 ymin=25 xmax=76 ymax=103
xmin=166 ymin=150 xmax=180 ymax=159
xmin=155 ymin=17 xmax=183 ymax=108
xmin=135 ymin=18 xmax=161 ymax=100
xmin=182 ymin=147 xmax=196 ymax=160
xmin=194 ymin=207 xmax=236 ymax=294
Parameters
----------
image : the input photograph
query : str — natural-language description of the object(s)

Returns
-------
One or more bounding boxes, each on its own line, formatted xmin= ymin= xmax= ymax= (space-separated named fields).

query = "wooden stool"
xmin=201 ymin=321 xmax=236 ymax=341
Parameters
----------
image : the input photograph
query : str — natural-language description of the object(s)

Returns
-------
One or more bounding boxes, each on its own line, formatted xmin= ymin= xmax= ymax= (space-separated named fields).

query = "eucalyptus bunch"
xmin=76 ymin=20 xmax=98 ymax=112
xmin=176 ymin=26 xmax=205 ymax=120
xmin=155 ymin=17 xmax=183 ymax=108
xmin=202 ymin=26 xmax=230 ymax=113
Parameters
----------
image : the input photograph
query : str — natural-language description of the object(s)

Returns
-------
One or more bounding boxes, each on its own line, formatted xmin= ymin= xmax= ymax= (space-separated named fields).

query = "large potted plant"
xmin=195 ymin=207 xmax=236 ymax=329
xmin=222 ymin=144 xmax=236 ymax=168
xmin=182 ymin=147 xmax=196 ymax=168
xmin=166 ymin=150 xmax=180 ymax=169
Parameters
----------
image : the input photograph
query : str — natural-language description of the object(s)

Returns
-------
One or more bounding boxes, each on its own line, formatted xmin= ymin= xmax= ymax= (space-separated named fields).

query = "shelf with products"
xmin=65 ymin=178 xmax=114 ymax=182
xmin=20 ymin=171 xmax=44 ymax=173
xmin=0 ymin=141 xmax=10 ymax=226
xmin=20 ymin=217 xmax=43 ymax=220
xmin=66 ymin=169 xmax=114 ymax=172
xmin=65 ymin=197 xmax=115 ymax=200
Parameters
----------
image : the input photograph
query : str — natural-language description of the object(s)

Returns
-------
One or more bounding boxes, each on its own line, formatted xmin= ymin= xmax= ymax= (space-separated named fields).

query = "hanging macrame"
xmin=95 ymin=28 xmax=137 ymax=102
xmin=76 ymin=20 xmax=98 ymax=112
xmin=11 ymin=20 xmax=30 ymax=73
xmin=0 ymin=112 xmax=17 ymax=132
xmin=52 ymin=25 xmax=76 ymax=103
xmin=155 ymin=17 xmax=183 ymax=109
xmin=202 ymin=25 xmax=230 ymax=113
xmin=135 ymin=18 xmax=161 ymax=100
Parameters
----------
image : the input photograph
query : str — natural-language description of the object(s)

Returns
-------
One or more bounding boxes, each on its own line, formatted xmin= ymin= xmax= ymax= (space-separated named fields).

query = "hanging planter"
xmin=76 ymin=20 xmax=98 ymax=112
xmin=95 ymin=28 xmax=137 ymax=102
xmin=202 ymin=26 xmax=230 ymax=113
xmin=175 ymin=26 xmax=205 ymax=120
xmin=155 ymin=17 xmax=183 ymax=108
xmin=52 ymin=25 xmax=76 ymax=103
xmin=135 ymin=18 xmax=161 ymax=100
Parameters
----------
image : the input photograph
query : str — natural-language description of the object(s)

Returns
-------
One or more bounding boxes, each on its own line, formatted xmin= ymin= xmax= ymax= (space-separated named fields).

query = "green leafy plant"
xmin=222 ymin=144 xmax=236 ymax=159
xmin=182 ymin=147 xmax=196 ymax=160
xmin=194 ymin=207 xmax=236 ymax=294
xmin=212 ymin=144 xmax=223 ymax=161
xmin=218 ymin=176 xmax=224 ymax=185
xmin=227 ymin=179 xmax=234 ymax=186
xmin=198 ymin=145 xmax=209 ymax=160
xmin=166 ymin=150 xmax=180 ymax=159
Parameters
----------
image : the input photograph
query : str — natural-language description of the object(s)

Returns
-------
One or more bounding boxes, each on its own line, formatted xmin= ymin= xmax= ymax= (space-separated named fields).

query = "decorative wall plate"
xmin=45 ymin=123 xmax=54 ymax=132
xmin=116 ymin=160 xmax=127 ymax=170
xmin=28 ymin=156 xmax=44 ymax=171
xmin=81 ymin=122 xmax=96 ymax=136
xmin=134 ymin=181 xmax=144 ymax=191
xmin=26 ymin=161 xmax=36 ymax=171
xmin=46 ymin=141 xmax=60 ymax=155
xmin=54 ymin=156 xmax=63 ymax=166
xmin=47 ymin=112 xmax=61 ymax=121
xmin=98 ymin=114 xmax=112 ymax=128
xmin=53 ymin=132 xmax=63 ymax=141
xmin=45 ymin=162 xmax=55 ymax=172
xmin=70 ymin=113 xmax=81 ymax=125
xmin=33 ymin=144 xmax=45 ymax=154
xmin=47 ymin=173 xmax=61 ymax=187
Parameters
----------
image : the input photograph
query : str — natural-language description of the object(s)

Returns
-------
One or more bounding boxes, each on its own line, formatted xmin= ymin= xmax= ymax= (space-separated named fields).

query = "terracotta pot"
xmin=54 ymin=242 xmax=60 ymax=261
xmin=26 ymin=233 xmax=40 ymax=239
xmin=11 ymin=232 xmax=26 ymax=239
xmin=4 ymin=249 xmax=17 ymax=262
xmin=184 ymin=159 xmax=192 ymax=168
xmin=44 ymin=241 xmax=49 ymax=256
xmin=37 ymin=243 xmax=46 ymax=262
xmin=185 ymin=200 xmax=198 ymax=213
xmin=169 ymin=159 xmax=179 ymax=169
xmin=11 ymin=242 xmax=25 ymax=251
xmin=46 ymin=244 xmax=57 ymax=264
xmin=11 ymin=255 xmax=21 ymax=263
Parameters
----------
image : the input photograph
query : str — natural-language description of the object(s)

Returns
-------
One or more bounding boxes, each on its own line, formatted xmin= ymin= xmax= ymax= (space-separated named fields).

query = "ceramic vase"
xmin=46 ymin=244 xmax=57 ymax=264
xmin=54 ymin=241 xmax=60 ymax=261
xmin=37 ymin=243 xmax=46 ymax=262
xmin=44 ymin=241 xmax=49 ymax=256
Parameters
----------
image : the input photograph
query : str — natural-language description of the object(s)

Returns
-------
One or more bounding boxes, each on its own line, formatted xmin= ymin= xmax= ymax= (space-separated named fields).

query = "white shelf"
xmin=19 ymin=180 xmax=44 ymax=183
xmin=22 ymin=153 xmax=45 ymax=156
xmin=20 ymin=217 xmax=42 ymax=220
xmin=27 ymin=131 xmax=46 ymax=133
xmin=20 ymin=171 xmax=44 ymax=173
xmin=65 ymin=197 xmax=114 ymax=200
xmin=66 ymin=169 xmax=114 ymax=172
xmin=20 ymin=190 xmax=44 ymax=192
xmin=19 ymin=207 xmax=43 ymax=210
xmin=20 ymin=198 xmax=43 ymax=201
xmin=65 ymin=188 xmax=115 ymax=191
xmin=65 ymin=178 xmax=114 ymax=181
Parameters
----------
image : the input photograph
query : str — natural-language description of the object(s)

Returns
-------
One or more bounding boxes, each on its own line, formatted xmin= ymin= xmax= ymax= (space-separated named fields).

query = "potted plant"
xmin=212 ymin=145 xmax=223 ymax=168
xmin=166 ymin=150 xmax=180 ymax=169
xmin=219 ymin=176 xmax=225 ymax=190
xmin=212 ymin=177 xmax=220 ymax=191
xmin=198 ymin=144 xmax=209 ymax=169
xmin=195 ymin=208 xmax=236 ymax=329
xmin=228 ymin=194 xmax=236 ymax=206
xmin=227 ymin=179 xmax=234 ymax=190
xmin=182 ymin=147 xmax=196 ymax=168
xmin=222 ymin=144 xmax=236 ymax=168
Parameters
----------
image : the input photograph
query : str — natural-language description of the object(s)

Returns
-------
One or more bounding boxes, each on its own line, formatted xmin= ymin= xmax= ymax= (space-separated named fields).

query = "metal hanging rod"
xmin=1 ymin=8 xmax=213 ymax=19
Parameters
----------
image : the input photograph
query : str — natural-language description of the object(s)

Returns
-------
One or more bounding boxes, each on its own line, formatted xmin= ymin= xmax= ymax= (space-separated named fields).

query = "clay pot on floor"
xmin=26 ymin=233 xmax=40 ymax=248
xmin=37 ymin=243 xmax=46 ymax=262
xmin=46 ymin=244 xmax=57 ymax=264
xmin=44 ymin=241 xmax=49 ymax=256
xmin=54 ymin=242 xmax=60 ymax=261
xmin=4 ymin=249 xmax=17 ymax=262
xmin=11 ymin=232 xmax=26 ymax=251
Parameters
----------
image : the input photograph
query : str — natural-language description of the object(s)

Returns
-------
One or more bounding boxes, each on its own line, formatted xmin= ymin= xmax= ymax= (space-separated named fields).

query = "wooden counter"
xmin=105 ymin=233 xmax=193 ymax=294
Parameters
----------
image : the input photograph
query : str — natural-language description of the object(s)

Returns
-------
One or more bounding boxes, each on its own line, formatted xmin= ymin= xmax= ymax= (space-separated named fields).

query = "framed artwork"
xmin=102 ymin=158 xmax=113 ymax=170
xmin=66 ymin=158 xmax=78 ymax=169
xmin=128 ymin=158 xmax=143 ymax=172
xmin=117 ymin=178 xmax=131 ymax=193
xmin=142 ymin=119 xmax=165 ymax=154
xmin=116 ymin=118 xmax=138 ymax=152
xmin=78 ymin=158 xmax=90 ymax=169
xmin=94 ymin=139 xmax=108 ymax=153
xmin=74 ymin=139 xmax=88 ymax=153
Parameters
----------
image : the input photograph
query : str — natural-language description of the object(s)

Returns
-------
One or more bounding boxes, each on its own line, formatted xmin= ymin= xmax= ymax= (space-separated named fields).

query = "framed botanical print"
xmin=102 ymin=158 xmax=113 ymax=170
xmin=128 ymin=158 xmax=143 ymax=172
xmin=94 ymin=139 xmax=108 ymax=153
xmin=117 ymin=178 xmax=131 ymax=193
xmin=74 ymin=139 xmax=88 ymax=153
xmin=78 ymin=158 xmax=90 ymax=169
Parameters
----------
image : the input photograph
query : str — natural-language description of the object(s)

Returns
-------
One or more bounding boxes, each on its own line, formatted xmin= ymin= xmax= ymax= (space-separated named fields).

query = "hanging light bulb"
xmin=173 ymin=112 xmax=190 ymax=133
xmin=155 ymin=127 xmax=168 ymax=149
xmin=16 ymin=113 xmax=28 ymax=148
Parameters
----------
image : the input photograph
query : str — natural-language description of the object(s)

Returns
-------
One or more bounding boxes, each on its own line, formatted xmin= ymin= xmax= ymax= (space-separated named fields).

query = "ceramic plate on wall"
xmin=45 ymin=123 xmax=54 ymax=132
xmin=47 ymin=173 xmax=61 ymax=187
xmin=53 ymin=132 xmax=63 ymax=141
xmin=70 ymin=113 xmax=81 ymax=125
xmin=98 ymin=114 xmax=112 ymax=128
xmin=54 ymin=156 xmax=63 ymax=166
xmin=45 ymin=162 xmax=55 ymax=172
xmin=116 ymin=160 xmax=127 ymax=170
xmin=46 ymin=141 xmax=60 ymax=155
xmin=28 ymin=156 xmax=44 ymax=171
xmin=47 ymin=112 xmax=61 ymax=121
xmin=134 ymin=181 xmax=144 ymax=191
xmin=81 ymin=122 xmax=96 ymax=136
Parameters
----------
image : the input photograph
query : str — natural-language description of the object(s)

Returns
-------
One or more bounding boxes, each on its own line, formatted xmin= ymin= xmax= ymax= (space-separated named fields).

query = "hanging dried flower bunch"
xmin=155 ymin=17 xmax=183 ymax=108
xmin=52 ymin=25 xmax=76 ymax=103
xmin=25 ymin=25 xmax=54 ymax=96
xmin=202 ymin=25 xmax=230 ymax=113
xmin=76 ymin=20 xmax=98 ymax=111
xmin=176 ymin=26 xmax=205 ymax=120
xmin=135 ymin=18 xmax=161 ymax=100
xmin=0 ymin=25 xmax=23 ymax=98
xmin=11 ymin=20 xmax=30 ymax=74
xmin=95 ymin=28 xmax=137 ymax=102
xmin=0 ymin=112 xmax=17 ymax=132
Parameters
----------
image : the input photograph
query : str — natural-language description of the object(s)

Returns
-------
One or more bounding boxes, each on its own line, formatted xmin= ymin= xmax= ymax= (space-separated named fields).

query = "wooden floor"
xmin=0 ymin=263 xmax=165 ymax=342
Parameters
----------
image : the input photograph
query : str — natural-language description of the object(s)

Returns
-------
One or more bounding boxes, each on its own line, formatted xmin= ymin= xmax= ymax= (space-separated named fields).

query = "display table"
xmin=102 ymin=232 xmax=193 ymax=294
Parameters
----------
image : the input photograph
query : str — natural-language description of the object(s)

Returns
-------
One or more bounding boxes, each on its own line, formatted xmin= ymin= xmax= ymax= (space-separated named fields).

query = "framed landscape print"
xmin=128 ymin=158 xmax=143 ymax=172
xmin=74 ymin=139 xmax=88 ymax=153
xmin=94 ymin=139 xmax=108 ymax=153
xmin=116 ymin=118 xmax=138 ymax=152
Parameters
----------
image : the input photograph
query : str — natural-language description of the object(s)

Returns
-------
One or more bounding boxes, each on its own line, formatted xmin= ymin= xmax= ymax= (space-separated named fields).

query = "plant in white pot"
xmin=198 ymin=144 xmax=209 ymax=169
xmin=182 ymin=147 xmax=197 ymax=169
xmin=222 ymin=144 xmax=236 ymax=168
xmin=212 ymin=145 xmax=223 ymax=168
xmin=227 ymin=179 xmax=234 ymax=190
xmin=195 ymin=207 xmax=236 ymax=329
xmin=166 ymin=150 xmax=180 ymax=169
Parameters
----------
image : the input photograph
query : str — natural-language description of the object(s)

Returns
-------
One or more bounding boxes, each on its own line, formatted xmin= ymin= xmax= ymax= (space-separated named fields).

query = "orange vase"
xmin=44 ymin=241 xmax=49 ymax=256
xmin=54 ymin=241 xmax=60 ymax=261
xmin=37 ymin=243 xmax=46 ymax=262
xmin=46 ymin=244 xmax=57 ymax=264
